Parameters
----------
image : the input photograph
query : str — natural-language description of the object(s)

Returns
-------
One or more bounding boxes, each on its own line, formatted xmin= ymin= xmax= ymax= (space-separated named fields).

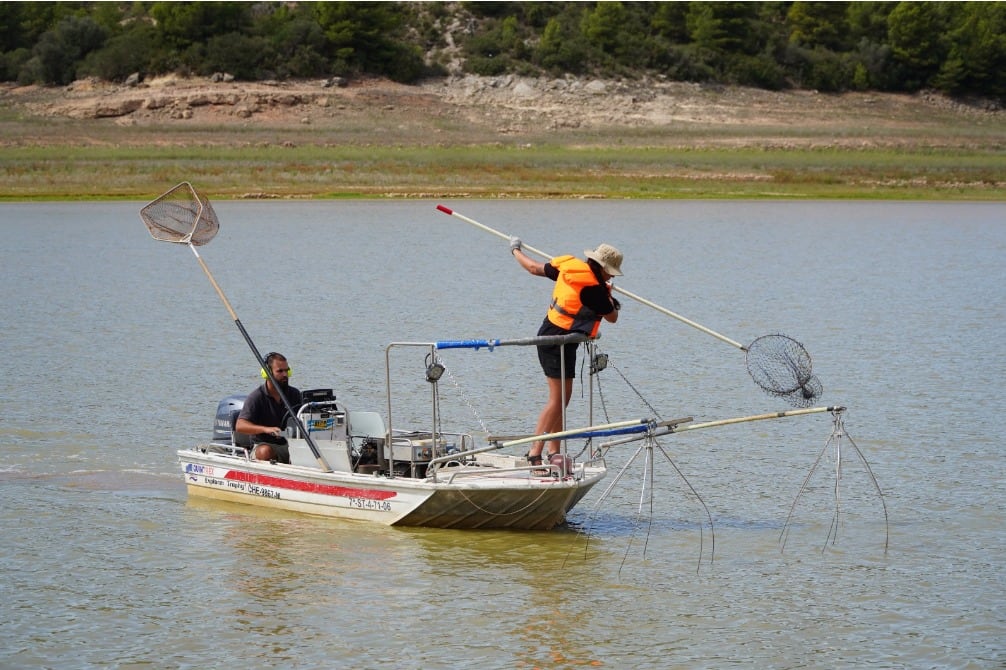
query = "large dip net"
xmin=139 ymin=181 xmax=219 ymax=247
xmin=745 ymin=334 xmax=823 ymax=408
xmin=139 ymin=182 xmax=332 ymax=471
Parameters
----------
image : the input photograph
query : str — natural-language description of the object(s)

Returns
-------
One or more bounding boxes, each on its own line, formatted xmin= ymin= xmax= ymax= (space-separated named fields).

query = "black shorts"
xmin=255 ymin=434 xmax=290 ymax=464
xmin=537 ymin=319 xmax=580 ymax=379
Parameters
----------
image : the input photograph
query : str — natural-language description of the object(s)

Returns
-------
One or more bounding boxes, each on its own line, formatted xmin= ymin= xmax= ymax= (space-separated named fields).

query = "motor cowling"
xmin=212 ymin=394 xmax=247 ymax=442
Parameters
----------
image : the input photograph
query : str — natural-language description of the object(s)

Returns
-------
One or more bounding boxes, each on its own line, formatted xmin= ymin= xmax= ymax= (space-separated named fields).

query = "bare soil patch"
xmin=3 ymin=74 xmax=1000 ymax=150
xmin=3 ymin=74 xmax=1003 ymax=201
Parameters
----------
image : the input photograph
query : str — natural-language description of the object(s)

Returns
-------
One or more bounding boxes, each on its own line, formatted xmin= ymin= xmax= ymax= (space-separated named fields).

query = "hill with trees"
xmin=1 ymin=1 xmax=1003 ymax=101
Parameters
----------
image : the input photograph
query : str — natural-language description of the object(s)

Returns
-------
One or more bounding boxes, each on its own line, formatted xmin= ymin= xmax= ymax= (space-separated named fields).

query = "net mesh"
xmin=139 ymin=182 xmax=219 ymax=246
xmin=746 ymin=334 xmax=823 ymax=408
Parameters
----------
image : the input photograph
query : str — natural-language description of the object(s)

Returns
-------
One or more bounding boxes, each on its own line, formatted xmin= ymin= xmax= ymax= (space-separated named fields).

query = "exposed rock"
xmin=1 ymin=74 xmax=998 ymax=140
xmin=512 ymin=81 xmax=537 ymax=99
xmin=144 ymin=96 xmax=170 ymax=110
xmin=69 ymin=97 xmax=143 ymax=118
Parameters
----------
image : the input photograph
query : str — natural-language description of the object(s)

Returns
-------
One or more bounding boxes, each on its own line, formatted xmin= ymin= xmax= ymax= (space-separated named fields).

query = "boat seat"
xmin=230 ymin=409 xmax=252 ymax=449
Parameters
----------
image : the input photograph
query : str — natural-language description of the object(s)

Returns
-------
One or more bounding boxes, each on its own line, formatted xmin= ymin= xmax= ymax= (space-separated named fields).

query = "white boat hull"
xmin=180 ymin=447 xmax=606 ymax=530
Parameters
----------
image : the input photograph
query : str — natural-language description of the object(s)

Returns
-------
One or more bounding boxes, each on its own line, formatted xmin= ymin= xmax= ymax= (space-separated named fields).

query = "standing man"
xmin=510 ymin=239 xmax=623 ymax=470
xmin=235 ymin=351 xmax=302 ymax=463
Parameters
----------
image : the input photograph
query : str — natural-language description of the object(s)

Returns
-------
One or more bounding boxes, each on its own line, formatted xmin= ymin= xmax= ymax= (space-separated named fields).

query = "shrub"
xmin=200 ymin=32 xmax=270 ymax=80
xmin=79 ymin=22 xmax=161 ymax=82
xmin=466 ymin=54 xmax=510 ymax=77
xmin=27 ymin=15 xmax=108 ymax=85
xmin=0 ymin=48 xmax=30 ymax=81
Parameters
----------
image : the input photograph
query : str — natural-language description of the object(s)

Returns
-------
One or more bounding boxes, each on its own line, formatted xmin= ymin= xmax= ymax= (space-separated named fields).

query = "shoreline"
xmin=2 ymin=75 xmax=1004 ymax=201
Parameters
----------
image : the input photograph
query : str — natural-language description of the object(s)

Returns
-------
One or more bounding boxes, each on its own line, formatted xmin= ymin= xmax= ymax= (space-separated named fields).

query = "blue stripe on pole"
xmin=435 ymin=339 xmax=501 ymax=350
xmin=435 ymin=334 xmax=588 ymax=350
xmin=576 ymin=425 xmax=650 ymax=438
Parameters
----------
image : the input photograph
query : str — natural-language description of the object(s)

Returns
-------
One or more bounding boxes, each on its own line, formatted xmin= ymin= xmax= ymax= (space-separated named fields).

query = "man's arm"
xmin=509 ymin=237 xmax=551 ymax=277
xmin=512 ymin=247 xmax=547 ymax=276
xmin=234 ymin=417 xmax=282 ymax=437
xmin=235 ymin=392 xmax=283 ymax=437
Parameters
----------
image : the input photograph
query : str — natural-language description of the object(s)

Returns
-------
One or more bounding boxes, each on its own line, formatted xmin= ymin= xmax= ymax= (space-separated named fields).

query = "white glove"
xmin=509 ymin=237 xmax=522 ymax=254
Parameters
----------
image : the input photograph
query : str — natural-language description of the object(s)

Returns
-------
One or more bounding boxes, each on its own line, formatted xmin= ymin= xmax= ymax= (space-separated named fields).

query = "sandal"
xmin=526 ymin=453 xmax=549 ymax=476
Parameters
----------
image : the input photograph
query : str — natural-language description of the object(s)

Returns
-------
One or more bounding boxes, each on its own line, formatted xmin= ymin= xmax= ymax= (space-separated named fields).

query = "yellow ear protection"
xmin=261 ymin=352 xmax=292 ymax=379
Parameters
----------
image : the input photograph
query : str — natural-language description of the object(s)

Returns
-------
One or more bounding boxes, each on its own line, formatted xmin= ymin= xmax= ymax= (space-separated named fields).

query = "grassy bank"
xmin=2 ymin=79 xmax=1004 ymax=202
xmin=3 ymin=141 xmax=1004 ymax=201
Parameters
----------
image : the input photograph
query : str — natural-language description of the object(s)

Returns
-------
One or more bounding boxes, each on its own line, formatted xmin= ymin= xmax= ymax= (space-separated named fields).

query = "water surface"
xmin=1 ymin=200 xmax=1003 ymax=668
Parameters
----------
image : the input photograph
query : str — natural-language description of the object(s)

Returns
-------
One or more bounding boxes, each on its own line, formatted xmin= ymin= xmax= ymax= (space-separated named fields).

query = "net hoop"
xmin=139 ymin=181 xmax=220 ymax=247
xmin=745 ymin=334 xmax=823 ymax=407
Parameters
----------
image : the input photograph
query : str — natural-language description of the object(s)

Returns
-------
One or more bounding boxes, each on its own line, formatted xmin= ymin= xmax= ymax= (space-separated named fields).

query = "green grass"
xmin=2 ymin=142 xmax=1002 ymax=201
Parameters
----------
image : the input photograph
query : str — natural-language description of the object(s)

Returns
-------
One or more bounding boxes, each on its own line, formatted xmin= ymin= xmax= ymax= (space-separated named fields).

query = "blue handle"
xmin=576 ymin=424 xmax=650 ymax=438
xmin=435 ymin=339 xmax=502 ymax=350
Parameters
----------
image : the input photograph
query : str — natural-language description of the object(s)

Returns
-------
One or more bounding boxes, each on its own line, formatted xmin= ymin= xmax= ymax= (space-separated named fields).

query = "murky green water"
xmin=2 ymin=200 xmax=1002 ymax=668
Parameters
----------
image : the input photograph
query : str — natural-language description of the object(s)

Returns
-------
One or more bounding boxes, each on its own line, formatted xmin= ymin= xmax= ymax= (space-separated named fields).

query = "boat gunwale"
xmin=179 ymin=445 xmax=606 ymax=492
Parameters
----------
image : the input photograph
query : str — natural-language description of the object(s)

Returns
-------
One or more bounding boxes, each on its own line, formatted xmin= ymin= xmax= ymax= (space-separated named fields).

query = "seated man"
xmin=235 ymin=351 xmax=302 ymax=463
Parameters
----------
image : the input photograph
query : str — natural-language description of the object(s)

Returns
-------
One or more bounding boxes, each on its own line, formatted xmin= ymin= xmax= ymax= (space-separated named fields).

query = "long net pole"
xmin=435 ymin=204 xmax=823 ymax=407
xmin=141 ymin=182 xmax=332 ymax=471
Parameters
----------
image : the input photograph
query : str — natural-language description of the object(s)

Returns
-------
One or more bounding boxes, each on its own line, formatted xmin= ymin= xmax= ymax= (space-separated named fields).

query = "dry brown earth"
xmin=3 ymin=73 xmax=999 ymax=149
xmin=3 ymin=74 xmax=1003 ymax=200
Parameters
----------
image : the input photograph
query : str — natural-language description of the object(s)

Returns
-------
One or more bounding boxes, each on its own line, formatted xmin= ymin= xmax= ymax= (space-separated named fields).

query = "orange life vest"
xmin=546 ymin=255 xmax=603 ymax=336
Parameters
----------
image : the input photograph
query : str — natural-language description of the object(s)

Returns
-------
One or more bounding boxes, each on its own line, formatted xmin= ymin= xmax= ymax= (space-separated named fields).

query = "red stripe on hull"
xmin=224 ymin=470 xmax=397 ymax=500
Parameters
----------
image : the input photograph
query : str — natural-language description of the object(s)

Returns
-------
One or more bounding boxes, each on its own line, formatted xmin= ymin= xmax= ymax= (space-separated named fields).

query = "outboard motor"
xmin=212 ymin=394 xmax=247 ymax=443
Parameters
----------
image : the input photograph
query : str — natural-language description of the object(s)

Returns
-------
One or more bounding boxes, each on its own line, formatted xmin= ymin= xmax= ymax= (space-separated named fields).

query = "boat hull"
xmin=180 ymin=448 xmax=605 ymax=530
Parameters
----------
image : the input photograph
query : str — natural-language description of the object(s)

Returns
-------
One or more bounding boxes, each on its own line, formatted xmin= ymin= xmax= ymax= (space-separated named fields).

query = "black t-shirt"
xmin=238 ymin=383 xmax=302 ymax=439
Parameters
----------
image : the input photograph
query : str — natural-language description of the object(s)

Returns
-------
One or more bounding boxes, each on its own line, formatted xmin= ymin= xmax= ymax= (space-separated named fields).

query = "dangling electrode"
xmin=591 ymin=352 xmax=608 ymax=374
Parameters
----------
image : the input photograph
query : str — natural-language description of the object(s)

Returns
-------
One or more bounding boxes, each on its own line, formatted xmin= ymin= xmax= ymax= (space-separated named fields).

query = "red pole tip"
xmin=436 ymin=204 xmax=453 ymax=215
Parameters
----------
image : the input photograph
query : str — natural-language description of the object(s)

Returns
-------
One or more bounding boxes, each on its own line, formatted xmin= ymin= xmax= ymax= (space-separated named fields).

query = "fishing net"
xmin=139 ymin=181 xmax=219 ymax=246
xmin=746 ymin=334 xmax=823 ymax=408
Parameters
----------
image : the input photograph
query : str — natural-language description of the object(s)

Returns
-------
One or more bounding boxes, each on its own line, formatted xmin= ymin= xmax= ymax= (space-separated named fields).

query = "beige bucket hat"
xmin=584 ymin=243 xmax=624 ymax=276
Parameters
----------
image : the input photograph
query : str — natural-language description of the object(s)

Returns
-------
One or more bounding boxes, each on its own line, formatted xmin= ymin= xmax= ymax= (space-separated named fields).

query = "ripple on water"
xmin=2 ymin=201 xmax=1004 ymax=668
